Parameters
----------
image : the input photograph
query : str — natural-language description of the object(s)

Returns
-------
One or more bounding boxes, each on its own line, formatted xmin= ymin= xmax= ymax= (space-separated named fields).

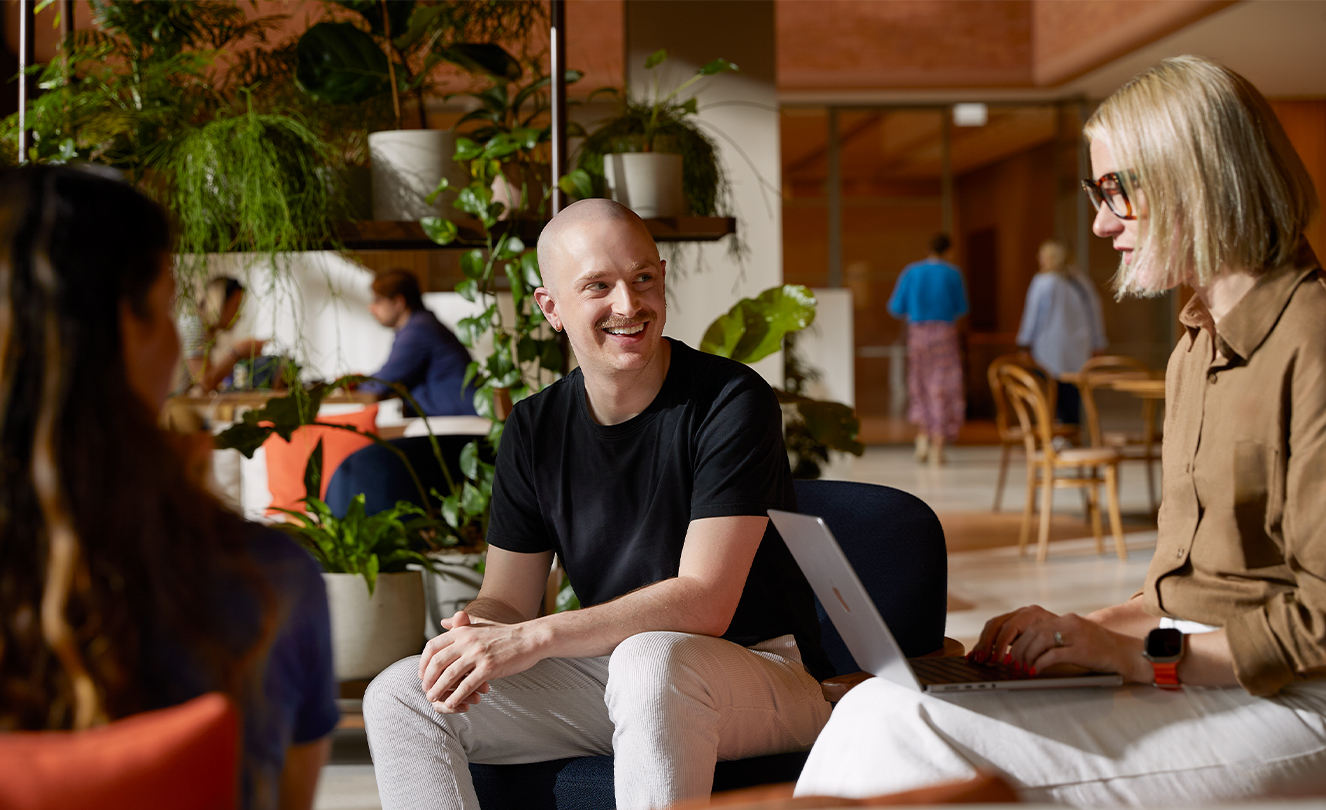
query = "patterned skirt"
xmin=906 ymin=321 xmax=964 ymax=440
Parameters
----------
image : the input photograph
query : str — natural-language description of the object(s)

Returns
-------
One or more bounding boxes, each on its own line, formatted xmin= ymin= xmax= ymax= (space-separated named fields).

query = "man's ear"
xmin=533 ymin=287 xmax=561 ymax=332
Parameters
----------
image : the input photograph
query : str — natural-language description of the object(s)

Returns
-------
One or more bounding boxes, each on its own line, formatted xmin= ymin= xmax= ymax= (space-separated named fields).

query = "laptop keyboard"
xmin=908 ymin=656 xmax=1026 ymax=684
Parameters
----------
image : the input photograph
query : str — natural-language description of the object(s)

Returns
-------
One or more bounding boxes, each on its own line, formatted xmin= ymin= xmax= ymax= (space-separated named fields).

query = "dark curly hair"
xmin=0 ymin=166 xmax=272 ymax=730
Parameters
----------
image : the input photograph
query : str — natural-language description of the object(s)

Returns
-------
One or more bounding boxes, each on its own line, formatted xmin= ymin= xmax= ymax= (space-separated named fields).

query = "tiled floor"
xmin=316 ymin=445 xmax=1160 ymax=810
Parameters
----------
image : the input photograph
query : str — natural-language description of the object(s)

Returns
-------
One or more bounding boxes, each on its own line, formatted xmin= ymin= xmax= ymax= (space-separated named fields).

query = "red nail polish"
xmin=975 ymin=649 xmax=986 ymax=663
xmin=1029 ymin=667 xmax=1037 ymax=677
xmin=1003 ymin=653 xmax=1013 ymax=665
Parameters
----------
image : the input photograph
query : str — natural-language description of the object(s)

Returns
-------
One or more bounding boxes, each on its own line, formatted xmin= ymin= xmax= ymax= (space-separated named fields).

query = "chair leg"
xmin=993 ymin=442 xmax=1012 ymax=512
xmin=1105 ymin=464 xmax=1127 ymax=560
xmin=1078 ymin=466 xmax=1090 ymax=519
xmin=1086 ymin=478 xmax=1104 ymax=555
xmin=1019 ymin=456 xmax=1037 ymax=556
xmin=1036 ymin=463 xmax=1054 ymax=563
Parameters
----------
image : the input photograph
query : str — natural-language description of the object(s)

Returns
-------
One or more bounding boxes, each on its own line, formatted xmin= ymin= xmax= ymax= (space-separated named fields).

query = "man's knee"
xmin=606 ymin=632 xmax=729 ymax=708
xmin=364 ymin=655 xmax=425 ymax=728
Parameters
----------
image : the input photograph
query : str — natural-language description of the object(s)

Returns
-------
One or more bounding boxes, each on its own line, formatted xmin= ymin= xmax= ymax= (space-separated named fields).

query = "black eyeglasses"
xmin=1081 ymin=172 xmax=1136 ymax=220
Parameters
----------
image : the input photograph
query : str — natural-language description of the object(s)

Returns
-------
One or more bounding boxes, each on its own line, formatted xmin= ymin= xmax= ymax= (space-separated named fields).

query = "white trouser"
xmin=795 ymin=677 xmax=1326 ymax=806
xmin=364 ymin=631 xmax=832 ymax=810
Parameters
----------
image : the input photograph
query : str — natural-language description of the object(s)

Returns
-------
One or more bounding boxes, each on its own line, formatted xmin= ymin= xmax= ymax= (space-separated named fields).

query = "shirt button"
xmin=1208 ymin=372 xmax=1218 ymax=385
xmin=1176 ymin=548 xmax=1185 ymax=559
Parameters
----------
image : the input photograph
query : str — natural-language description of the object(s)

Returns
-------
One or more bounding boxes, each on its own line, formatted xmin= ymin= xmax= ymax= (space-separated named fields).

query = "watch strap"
xmin=1151 ymin=660 xmax=1181 ymax=690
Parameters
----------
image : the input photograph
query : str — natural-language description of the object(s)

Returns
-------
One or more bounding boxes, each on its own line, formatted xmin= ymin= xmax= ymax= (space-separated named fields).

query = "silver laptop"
xmin=769 ymin=509 xmax=1124 ymax=693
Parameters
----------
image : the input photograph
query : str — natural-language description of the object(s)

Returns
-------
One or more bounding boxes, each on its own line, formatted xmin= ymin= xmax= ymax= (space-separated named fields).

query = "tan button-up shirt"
xmin=1144 ymin=244 xmax=1326 ymax=696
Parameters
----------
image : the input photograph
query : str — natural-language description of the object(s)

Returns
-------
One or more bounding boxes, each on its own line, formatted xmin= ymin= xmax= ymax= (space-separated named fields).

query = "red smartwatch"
xmin=1143 ymin=627 xmax=1185 ymax=689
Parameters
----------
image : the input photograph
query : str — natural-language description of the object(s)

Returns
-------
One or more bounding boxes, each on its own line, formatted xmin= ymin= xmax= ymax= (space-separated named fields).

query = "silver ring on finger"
xmin=1053 ymin=630 xmax=1066 ymax=647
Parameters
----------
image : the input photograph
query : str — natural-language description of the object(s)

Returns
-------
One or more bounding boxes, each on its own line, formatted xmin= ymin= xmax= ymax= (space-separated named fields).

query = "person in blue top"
xmin=0 ymin=166 xmax=338 ymax=810
xmin=359 ymin=269 xmax=479 ymax=417
xmin=1016 ymin=240 xmax=1108 ymax=425
xmin=887 ymin=233 xmax=970 ymax=465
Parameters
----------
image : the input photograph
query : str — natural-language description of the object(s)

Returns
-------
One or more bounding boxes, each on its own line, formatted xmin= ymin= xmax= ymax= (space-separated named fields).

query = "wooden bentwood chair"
xmin=1077 ymin=355 xmax=1163 ymax=514
xmin=987 ymin=354 xmax=1077 ymax=512
xmin=998 ymin=363 xmax=1127 ymax=563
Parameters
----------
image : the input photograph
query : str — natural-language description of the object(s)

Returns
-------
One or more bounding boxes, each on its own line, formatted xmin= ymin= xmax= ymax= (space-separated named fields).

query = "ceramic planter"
xmin=603 ymin=152 xmax=685 ymax=218
xmin=323 ymin=570 xmax=425 ymax=682
xmin=368 ymin=130 xmax=468 ymax=221
xmin=421 ymin=551 xmax=485 ymax=639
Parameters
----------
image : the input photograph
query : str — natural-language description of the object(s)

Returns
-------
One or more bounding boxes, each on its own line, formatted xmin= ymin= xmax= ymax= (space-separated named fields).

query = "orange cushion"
xmin=0 ymin=692 xmax=238 ymax=810
xmin=264 ymin=404 xmax=379 ymax=514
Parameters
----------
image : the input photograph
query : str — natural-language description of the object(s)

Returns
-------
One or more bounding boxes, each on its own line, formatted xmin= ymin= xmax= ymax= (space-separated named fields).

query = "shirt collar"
xmin=1180 ymin=241 xmax=1322 ymax=362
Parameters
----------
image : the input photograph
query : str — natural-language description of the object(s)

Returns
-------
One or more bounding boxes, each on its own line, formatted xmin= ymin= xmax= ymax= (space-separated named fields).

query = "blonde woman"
xmin=796 ymin=56 xmax=1326 ymax=805
xmin=178 ymin=275 xmax=266 ymax=392
xmin=1015 ymin=240 xmax=1107 ymax=424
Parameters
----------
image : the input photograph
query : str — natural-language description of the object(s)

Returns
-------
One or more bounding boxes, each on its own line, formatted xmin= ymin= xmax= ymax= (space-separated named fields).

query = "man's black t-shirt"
xmin=486 ymin=338 xmax=833 ymax=680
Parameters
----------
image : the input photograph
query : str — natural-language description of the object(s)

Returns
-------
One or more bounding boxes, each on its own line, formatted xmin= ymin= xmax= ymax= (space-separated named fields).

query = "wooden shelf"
xmin=335 ymin=216 xmax=736 ymax=250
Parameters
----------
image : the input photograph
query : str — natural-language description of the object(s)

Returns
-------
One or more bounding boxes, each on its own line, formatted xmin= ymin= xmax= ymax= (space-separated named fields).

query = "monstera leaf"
xmin=700 ymin=285 xmax=817 ymax=365
xmin=295 ymin=21 xmax=393 ymax=104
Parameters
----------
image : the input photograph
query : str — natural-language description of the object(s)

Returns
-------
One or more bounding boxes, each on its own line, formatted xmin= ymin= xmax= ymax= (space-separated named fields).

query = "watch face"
xmin=1146 ymin=628 xmax=1184 ymax=659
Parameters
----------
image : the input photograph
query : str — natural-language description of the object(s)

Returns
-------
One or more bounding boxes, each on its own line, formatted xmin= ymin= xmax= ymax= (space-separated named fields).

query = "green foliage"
xmin=700 ymin=286 xmax=864 ymax=477
xmin=418 ymin=134 xmax=563 ymax=540
xmin=452 ymin=67 xmax=586 ymax=219
xmin=273 ymin=495 xmax=443 ymax=595
xmin=574 ymin=50 xmax=736 ymax=216
xmin=0 ymin=0 xmax=285 ymax=172
xmin=294 ymin=0 xmax=545 ymax=129
xmin=162 ymin=104 xmax=341 ymax=279
xmin=701 ymin=285 xmax=817 ymax=365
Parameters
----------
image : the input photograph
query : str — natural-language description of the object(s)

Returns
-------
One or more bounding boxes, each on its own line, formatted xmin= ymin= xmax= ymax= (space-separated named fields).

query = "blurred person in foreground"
xmin=1015 ymin=240 xmax=1108 ymax=425
xmin=359 ymin=269 xmax=478 ymax=417
xmin=796 ymin=55 xmax=1326 ymax=805
xmin=887 ymin=233 xmax=969 ymax=465
xmin=0 ymin=166 xmax=337 ymax=809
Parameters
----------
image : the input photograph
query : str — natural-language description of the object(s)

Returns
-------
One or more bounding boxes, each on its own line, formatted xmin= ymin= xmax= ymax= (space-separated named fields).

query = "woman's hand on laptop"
xmin=970 ymin=605 xmax=1151 ymax=682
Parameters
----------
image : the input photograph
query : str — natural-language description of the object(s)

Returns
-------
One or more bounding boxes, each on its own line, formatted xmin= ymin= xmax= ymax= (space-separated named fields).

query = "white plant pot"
xmin=603 ymin=152 xmax=685 ymax=218
xmin=323 ymin=570 xmax=425 ymax=682
xmin=369 ymin=130 xmax=468 ymax=221
xmin=421 ymin=551 xmax=485 ymax=639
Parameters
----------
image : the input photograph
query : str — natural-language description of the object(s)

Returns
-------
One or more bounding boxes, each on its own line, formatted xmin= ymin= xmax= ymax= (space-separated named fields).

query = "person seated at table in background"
xmin=796 ymin=55 xmax=1326 ymax=805
xmin=358 ymin=269 xmax=478 ymax=417
xmin=1015 ymin=239 xmax=1107 ymax=426
xmin=0 ymin=166 xmax=338 ymax=810
xmin=363 ymin=199 xmax=833 ymax=810
xmin=178 ymin=275 xmax=267 ymax=393
xmin=887 ymin=233 xmax=969 ymax=466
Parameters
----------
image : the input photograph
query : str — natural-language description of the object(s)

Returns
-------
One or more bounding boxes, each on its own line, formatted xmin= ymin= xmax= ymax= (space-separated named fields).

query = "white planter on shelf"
xmin=368 ymin=130 xmax=467 ymax=221
xmin=603 ymin=152 xmax=685 ymax=218
xmin=323 ymin=570 xmax=425 ymax=681
xmin=421 ymin=551 xmax=485 ymax=640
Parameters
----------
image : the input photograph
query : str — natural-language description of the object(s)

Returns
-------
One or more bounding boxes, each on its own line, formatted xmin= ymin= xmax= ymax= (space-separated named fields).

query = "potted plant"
xmin=3 ymin=1 xmax=344 ymax=292
xmin=574 ymin=49 xmax=737 ymax=218
xmin=700 ymin=284 xmax=866 ymax=477
xmin=293 ymin=0 xmax=542 ymax=220
xmin=274 ymin=495 xmax=441 ymax=680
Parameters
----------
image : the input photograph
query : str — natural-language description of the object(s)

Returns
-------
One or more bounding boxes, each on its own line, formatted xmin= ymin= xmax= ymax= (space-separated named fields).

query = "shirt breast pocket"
xmin=1233 ymin=439 xmax=1285 ymax=565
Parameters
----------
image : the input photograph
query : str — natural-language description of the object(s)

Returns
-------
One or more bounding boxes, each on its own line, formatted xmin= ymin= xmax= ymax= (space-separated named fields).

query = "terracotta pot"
xmin=323 ymin=570 xmax=425 ymax=681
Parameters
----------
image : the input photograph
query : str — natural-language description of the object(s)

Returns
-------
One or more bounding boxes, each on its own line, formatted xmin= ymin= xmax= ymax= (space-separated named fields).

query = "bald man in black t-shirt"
xmin=365 ymin=200 xmax=832 ymax=810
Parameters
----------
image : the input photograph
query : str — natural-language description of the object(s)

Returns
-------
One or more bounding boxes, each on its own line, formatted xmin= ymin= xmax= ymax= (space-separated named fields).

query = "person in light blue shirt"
xmin=887 ymin=234 xmax=969 ymax=465
xmin=1015 ymin=240 xmax=1107 ymax=425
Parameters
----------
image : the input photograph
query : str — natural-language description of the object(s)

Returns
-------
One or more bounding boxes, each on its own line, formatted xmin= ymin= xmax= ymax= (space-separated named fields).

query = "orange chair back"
xmin=1077 ymin=355 xmax=1155 ymax=447
xmin=0 ymin=692 xmax=238 ymax=810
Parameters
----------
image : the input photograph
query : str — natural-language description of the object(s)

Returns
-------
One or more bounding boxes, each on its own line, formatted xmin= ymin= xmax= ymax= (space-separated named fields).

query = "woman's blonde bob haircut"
xmin=1085 ymin=55 xmax=1318 ymax=295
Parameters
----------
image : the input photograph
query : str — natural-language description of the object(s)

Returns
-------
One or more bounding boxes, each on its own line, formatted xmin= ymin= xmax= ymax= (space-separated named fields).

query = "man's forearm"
xmin=462 ymin=595 xmax=531 ymax=626
xmin=516 ymin=574 xmax=729 ymax=662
